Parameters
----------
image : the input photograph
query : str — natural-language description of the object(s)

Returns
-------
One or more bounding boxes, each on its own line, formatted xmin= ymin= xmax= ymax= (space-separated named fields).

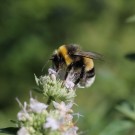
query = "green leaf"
xmin=32 ymin=87 xmax=43 ymax=93
xmin=100 ymin=120 xmax=134 ymax=135
xmin=0 ymin=127 xmax=19 ymax=135
xmin=34 ymin=74 xmax=39 ymax=86
xmin=116 ymin=102 xmax=135 ymax=121
xmin=10 ymin=120 xmax=17 ymax=124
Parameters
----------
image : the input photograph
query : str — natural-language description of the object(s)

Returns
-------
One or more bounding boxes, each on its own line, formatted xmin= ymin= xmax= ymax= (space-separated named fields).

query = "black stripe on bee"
xmin=86 ymin=68 xmax=95 ymax=78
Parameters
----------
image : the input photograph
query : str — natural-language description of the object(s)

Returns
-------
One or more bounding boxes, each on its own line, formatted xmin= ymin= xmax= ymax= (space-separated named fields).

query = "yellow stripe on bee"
xmin=84 ymin=57 xmax=94 ymax=71
xmin=59 ymin=45 xmax=73 ymax=65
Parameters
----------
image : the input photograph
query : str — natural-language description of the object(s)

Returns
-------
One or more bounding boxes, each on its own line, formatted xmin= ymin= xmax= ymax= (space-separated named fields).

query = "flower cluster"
xmin=0 ymin=68 xmax=80 ymax=135
xmin=34 ymin=68 xmax=76 ymax=102
xmin=17 ymin=98 xmax=78 ymax=135
xmin=15 ymin=68 xmax=79 ymax=135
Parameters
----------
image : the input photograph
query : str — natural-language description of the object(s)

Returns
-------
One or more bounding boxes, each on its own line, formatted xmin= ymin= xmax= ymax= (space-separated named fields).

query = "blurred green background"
xmin=0 ymin=0 xmax=135 ymax=135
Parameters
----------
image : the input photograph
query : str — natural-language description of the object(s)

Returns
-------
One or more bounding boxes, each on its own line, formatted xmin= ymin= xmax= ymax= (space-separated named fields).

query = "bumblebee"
xmin=50 ymin=44 xmax=102 ymax=88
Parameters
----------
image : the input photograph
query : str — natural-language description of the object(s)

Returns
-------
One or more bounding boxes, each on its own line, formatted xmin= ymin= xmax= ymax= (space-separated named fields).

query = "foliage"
xmin=0 ymin=0 xmax=135 ymax=134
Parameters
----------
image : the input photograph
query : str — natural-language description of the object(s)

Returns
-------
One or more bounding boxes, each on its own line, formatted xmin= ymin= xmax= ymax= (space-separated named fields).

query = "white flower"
xmin=48 ymin=68 xmax=57 ymax=81
xmin=30 ymin=98 xmax=48 ymax=113
xmin=63 ymin=126 xmax=78 ymax=135
xmin=65 ymin=114 xmax=73 ymax=122
xmin=17 ymin=127 xmax=30 ymax=135
xmin=16 ymin=99 xmax=30 ymax=121
xmin=48 ymin=68 xmax=57 ymax=75
xmin=53 ymin=101 xmax=73 ymax=114
xmin=17 ymin=110 xmax=30 ymax=121
xmin=65 ymin=80 xmax=75 ymax=90
xmin=44 ymin=117 xmax=59 ymax=130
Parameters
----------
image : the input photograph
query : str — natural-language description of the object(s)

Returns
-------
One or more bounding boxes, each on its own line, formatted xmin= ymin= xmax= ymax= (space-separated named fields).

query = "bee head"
xmin=50 ymin=51 xmax=61 ymax=71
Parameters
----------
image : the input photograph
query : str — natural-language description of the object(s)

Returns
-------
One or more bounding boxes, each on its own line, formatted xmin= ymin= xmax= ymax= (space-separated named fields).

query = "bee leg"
xmin=64 ymin=63 xmax=73 ymax=80
xmin=74 ymin=65 xmax=85 ymax=85
xmin=61 ymin=63 xmax=73 ymax=87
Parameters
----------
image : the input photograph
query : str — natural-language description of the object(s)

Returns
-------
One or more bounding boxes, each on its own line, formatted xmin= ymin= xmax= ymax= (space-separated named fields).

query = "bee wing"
xmin=74 ymin=51 xmax=103 ymax=60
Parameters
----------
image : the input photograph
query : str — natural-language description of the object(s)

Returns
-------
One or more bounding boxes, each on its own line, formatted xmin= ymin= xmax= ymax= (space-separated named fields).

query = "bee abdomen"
xmin=86 ymin=68 xmax=95 ymax=78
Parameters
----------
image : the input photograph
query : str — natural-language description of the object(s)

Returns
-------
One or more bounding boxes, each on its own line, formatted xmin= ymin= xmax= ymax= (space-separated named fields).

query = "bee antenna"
xmin=42 ymin=52 xmax=54 ymax=72
xmin=41 ymin=60 xmax=50 ymax=72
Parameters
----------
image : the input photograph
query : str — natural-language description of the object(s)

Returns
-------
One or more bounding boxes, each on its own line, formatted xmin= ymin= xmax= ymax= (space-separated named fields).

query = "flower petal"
xmin=17 ymin=127 xmax=30 ymax=135
xmin=44 ymin=117 xmax=59 ymax=130
xmin=30 ymin=98 xmax=48 ymax=113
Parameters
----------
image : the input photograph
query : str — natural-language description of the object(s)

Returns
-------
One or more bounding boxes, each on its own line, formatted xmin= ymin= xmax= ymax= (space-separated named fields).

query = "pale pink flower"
xmin=44 ymin=117 xmax=60 ymax=130
xmin=30 ymin=98 xmax=48 ymax=113
xmin=53 ymin=101 xmax=73 ymax=114
xmin=17 ymin=127 xmax=30 ymax=135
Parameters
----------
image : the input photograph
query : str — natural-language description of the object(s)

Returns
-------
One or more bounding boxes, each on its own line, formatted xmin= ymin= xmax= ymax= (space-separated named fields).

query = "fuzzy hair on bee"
xmin=50 ymin=44 xmax=102 ymax=88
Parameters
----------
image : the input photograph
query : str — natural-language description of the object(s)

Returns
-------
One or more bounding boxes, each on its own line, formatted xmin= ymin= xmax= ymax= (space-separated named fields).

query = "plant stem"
xmin=47 ymin=96 xmax=54 ymax=105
